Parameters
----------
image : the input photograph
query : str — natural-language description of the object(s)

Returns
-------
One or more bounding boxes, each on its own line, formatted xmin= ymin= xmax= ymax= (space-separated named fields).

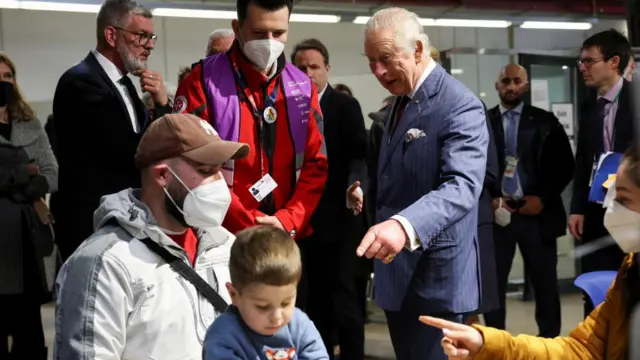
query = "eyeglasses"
xmin=113 ymin=26 xmax=158 ymax=46
xmin=577 ymin=57 xmax=604 ymax=68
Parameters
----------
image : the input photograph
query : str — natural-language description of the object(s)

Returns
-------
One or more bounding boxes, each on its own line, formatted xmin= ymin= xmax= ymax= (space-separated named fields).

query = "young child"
xmin=203 ymin=226 xmax=329 ymax=360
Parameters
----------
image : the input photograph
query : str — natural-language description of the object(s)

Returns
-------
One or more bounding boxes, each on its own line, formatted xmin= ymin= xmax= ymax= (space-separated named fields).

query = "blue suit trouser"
xmin=385 ymin=297 xmax=463 ymax=360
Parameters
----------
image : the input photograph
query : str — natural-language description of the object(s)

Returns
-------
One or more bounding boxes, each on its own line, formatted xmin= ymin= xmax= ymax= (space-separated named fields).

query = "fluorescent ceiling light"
xmin=0 ymin=0 xmax=100 ymax=12
xmin=152 ymin=8 xmax=235 ymax=19
xmin=450 ymin=68 xmax=464 ymax=75
xmin=290 ymin=14 xmax=340 ymax=23
xmin=354 ymin=16 xmax=510 ymax=28
xmin=432 ymin=19 xmax=511 ymax=28
xmin=354 ymin=16 xmax=434 ymax=25
xmin=520 ymin=21 xmax=592 ymax=30
xmin=153 ymin=8 xmax=339 ymax=22
xmin=353 ymin=16 xmax=369 ymax=24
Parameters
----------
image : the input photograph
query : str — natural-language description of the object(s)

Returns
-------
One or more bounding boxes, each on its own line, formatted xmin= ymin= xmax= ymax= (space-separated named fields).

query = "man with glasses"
xmin=569 ymin=29 xmax=636 ymax=317
xmin=52 ymin=0 xmax=172 ymax=261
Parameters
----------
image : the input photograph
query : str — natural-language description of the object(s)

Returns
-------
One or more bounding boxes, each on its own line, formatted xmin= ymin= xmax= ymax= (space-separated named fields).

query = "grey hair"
xmin=96 ymin=0 xmax=152 ymax=43
xmin=365 ymin=7 xmax=430 ymax=57
xmin=206 ymin=28 xmax=235 ymax=56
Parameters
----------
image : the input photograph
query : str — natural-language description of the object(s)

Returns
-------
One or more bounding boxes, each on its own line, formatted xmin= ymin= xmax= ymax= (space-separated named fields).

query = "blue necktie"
xmin=503 ymin=111 xmax=521 ymax=197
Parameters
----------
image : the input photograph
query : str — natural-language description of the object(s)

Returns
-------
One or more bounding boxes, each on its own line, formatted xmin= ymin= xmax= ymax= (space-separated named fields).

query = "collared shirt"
xmin=91 ymin=49 xmax=140 ymax=133
xmin=318 ymin=84 xmax=327 ymax=101
xmin=500 ymin=102 xmax=524 ymax=144
xmin=598 ymin=77 xmax=623 ymax=152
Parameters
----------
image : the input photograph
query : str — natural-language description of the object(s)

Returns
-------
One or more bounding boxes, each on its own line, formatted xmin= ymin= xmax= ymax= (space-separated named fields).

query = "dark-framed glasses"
xmin=113 ymin=26 xmax=157 ymax=46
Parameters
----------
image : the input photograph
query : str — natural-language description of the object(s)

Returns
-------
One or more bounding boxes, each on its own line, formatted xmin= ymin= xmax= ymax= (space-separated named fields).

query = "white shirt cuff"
xmin=346 ymin=186 xmax=364 ymax=209
xmin=391 ymin=215 xmax=421 ymax=251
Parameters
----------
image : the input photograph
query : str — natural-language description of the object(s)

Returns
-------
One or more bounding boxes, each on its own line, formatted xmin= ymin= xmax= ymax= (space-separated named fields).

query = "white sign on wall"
xmin=530 ymin=79 xmax=550 ymax=111
xmin=551 ymin=103 xmax=575 ymax=136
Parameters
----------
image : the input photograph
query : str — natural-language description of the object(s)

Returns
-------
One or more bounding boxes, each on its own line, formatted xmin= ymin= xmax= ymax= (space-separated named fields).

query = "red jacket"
xmin=174 ymin=47 xmax=328 ymax=239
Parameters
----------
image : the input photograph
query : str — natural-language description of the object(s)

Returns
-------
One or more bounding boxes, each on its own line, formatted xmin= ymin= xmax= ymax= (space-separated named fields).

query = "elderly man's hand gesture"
xmin=420 ymin=316 xmax=484 ymax=359
xmin=356 ymin=219 xmax=407 ymax=264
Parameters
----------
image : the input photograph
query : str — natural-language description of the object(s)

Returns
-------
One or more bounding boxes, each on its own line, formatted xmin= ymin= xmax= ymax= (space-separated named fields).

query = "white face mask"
xmin=494 ymin=198 xmax=511 ymax=227
xmin=603 ymin=186 xmax=640 ymax=253
xmin=243 ymin=39 xmax=285 ymax=71
xmin=164 ymin=169 xmax=232 ymax=229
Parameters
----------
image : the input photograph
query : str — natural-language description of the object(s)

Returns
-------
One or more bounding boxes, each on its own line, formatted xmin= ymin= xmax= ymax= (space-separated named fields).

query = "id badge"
xmin=504 ymin=156 xmax=518 ymax=178
xmin=249 ymin=174 xmax=278 ymax=202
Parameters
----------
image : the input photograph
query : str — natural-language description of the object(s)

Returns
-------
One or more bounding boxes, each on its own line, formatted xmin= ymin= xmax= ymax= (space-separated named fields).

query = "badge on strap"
xmin=263 ymin=106 xmax=278 ymax=124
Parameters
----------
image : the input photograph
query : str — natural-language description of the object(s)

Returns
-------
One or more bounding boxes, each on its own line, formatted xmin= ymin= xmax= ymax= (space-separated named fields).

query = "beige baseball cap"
xmin=135 ymin=113 xmax=249 ymax=168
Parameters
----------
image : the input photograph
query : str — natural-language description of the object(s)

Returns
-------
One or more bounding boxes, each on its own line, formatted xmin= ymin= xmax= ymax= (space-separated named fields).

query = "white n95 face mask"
xmin=603 ymin=186 xmax=640 ymax=253
xmin=494 ymin=198 xmax=511 ymax=227
xmin=243 ymin=39 xmax=285 ymax=71
xmin=165 ymin=169 xmax=232 ymax=229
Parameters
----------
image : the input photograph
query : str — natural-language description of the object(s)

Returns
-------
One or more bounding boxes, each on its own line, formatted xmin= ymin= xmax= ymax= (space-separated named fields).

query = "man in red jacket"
xmin=174 ymin=0 xmax=327 ymax=253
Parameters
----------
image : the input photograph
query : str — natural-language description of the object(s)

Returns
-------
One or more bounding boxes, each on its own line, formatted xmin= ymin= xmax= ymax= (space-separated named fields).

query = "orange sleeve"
xmin=473 ymin=266 xmax=624 ymax=360
xmin=173 ymin=64 xmax=209 ymax=120
xmin=274 ymin=83 xmax=328 ymax=238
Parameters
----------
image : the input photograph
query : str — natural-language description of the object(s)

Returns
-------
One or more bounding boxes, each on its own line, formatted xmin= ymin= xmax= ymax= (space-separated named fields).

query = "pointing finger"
xmin=419 ymin=316 xmax=468 ymax=332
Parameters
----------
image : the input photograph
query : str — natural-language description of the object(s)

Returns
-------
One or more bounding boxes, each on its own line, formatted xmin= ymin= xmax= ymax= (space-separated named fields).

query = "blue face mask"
xmin=0 ymin=81 xmax=14 ymax=107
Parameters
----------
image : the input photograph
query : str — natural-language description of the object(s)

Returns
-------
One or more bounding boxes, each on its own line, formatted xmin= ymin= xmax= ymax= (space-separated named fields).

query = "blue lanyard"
xmin=231 ymin=67 xmax=280 ymax=178
xmin=232 ymin=68 xmax=279 ymax=124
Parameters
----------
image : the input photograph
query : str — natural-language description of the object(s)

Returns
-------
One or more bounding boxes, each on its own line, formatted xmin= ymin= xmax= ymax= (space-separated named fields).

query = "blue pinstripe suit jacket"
xmin=374 ymin=64 xmax=488 ymax=313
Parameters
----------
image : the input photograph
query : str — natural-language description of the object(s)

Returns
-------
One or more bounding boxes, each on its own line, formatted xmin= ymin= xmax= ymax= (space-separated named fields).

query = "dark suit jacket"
xmin=51 ymin=52 xmax=170 ymax=256
xmin=311 ymin=85 xmax=368 ymax=239
xmin=488 ymin=104 xmax=574 ymax=239
xmin=571 ymin=80 xmax=635 ymax=241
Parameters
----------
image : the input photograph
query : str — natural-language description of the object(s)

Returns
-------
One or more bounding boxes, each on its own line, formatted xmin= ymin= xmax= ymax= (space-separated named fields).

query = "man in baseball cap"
xmin=54 ymin=113 xmax=249 ymax=359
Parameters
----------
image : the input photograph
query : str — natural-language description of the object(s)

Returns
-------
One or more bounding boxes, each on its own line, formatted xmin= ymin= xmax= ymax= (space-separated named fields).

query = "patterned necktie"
xmin=392 ymin=96 xmax=409 ymax=132
xmin=502 ymin=111 xmax=521 ymax=197
xmin=597 ymin=97 xmax=612 ymax=151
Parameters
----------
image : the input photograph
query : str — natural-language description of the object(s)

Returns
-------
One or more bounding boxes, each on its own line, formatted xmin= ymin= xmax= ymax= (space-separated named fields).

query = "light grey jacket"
xmin=0 ymin=117 xmax=58 ymax=191
xmin=0 ymin=116 xmax=58 ymax=295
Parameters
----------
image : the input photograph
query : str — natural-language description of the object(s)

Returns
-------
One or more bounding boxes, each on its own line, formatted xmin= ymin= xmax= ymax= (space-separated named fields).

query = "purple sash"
xmin=201 ymin=54 xmax=311 ymax=159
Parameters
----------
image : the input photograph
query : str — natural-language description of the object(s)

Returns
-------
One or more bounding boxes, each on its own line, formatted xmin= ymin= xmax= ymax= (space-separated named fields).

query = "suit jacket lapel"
xmin=517 ymin=105 xmax=534 ymax=158
xmin=379 ymin=64 xmax=442 ymax=172
xmin=85 ymin=52 xmax=141 ymax=132
xmin=489 ymin=106 xmax=506 ymax=173
xmin=613 ymin=80 xmax=630 ymax=151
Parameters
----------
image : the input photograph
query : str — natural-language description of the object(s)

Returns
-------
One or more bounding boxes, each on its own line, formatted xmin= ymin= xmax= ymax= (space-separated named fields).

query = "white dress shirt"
xmin=91 ymin=49 xmax=140 ymax=133
xmin=348 ymin=59 xmax=436 ymax=251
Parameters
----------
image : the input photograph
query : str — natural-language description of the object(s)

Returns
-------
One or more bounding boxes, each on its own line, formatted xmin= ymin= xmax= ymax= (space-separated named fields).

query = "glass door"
xmin=518 ymin=54 xmax=581 ymax=294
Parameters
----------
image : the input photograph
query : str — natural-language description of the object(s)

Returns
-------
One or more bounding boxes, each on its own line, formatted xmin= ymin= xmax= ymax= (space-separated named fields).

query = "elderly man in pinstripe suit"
xmin=353 ymin=7 xmax=488 ymax=360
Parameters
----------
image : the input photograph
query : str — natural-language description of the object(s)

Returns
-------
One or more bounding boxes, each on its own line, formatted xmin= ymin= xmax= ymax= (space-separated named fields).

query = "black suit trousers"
xmin=483 ymin=214 xmax=561 ymax=338
xmin=300 ymin=228 xmax=365 ymax=360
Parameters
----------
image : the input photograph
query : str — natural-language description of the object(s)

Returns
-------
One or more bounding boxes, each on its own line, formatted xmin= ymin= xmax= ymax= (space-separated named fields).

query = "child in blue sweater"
xmin=203 ymin=226 xmax=329 ymax=360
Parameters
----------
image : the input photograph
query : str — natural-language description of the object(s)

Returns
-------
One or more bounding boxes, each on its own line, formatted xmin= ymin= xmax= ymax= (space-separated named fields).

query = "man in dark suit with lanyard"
xmin=52 ymin=0 xmax=171 ymax=260
xmin=568 ymin=29 xmax=635 ymax=317
xmin=292 ymin=38 xmax=369 ymax=360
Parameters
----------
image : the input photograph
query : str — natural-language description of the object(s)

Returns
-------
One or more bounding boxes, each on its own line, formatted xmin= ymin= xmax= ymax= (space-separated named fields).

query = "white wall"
xmin=0 ymin=9 xmax=627 ymax=124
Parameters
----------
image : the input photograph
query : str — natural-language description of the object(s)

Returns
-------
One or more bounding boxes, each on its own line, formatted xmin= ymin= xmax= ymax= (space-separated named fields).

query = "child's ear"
xmin=226 ymin=282 xmax=238 ymax=304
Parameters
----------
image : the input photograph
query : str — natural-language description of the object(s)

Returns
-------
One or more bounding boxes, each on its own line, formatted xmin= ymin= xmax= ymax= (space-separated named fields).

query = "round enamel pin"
xmin=263 ymin=106 xmax=278 ymax=124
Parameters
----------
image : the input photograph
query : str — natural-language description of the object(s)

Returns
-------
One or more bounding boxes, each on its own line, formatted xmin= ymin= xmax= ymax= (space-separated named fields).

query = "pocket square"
xmin=405 ymin=128 xmax=426 ymax=143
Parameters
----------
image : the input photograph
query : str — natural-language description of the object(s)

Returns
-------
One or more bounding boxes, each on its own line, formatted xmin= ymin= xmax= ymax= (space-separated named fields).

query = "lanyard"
xmin=602 ymin=90 xmax=622 ymax=152
xmin=231 ymin=66 xmax=280 ymax=176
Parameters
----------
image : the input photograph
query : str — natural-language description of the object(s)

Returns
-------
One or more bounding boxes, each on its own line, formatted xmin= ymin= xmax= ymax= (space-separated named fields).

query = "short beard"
xmin=164 ymin=185 xmax=188 ymax=227
xmin=116 ymin=40 xmax=147 ymax=73
xmin=500 ymin=95 xmax=522 ymax=107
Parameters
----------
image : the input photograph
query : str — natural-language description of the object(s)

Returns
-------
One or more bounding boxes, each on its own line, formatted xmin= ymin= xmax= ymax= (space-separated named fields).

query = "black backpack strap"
xmin=139 ymin=238 xmax=229 ymax=313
